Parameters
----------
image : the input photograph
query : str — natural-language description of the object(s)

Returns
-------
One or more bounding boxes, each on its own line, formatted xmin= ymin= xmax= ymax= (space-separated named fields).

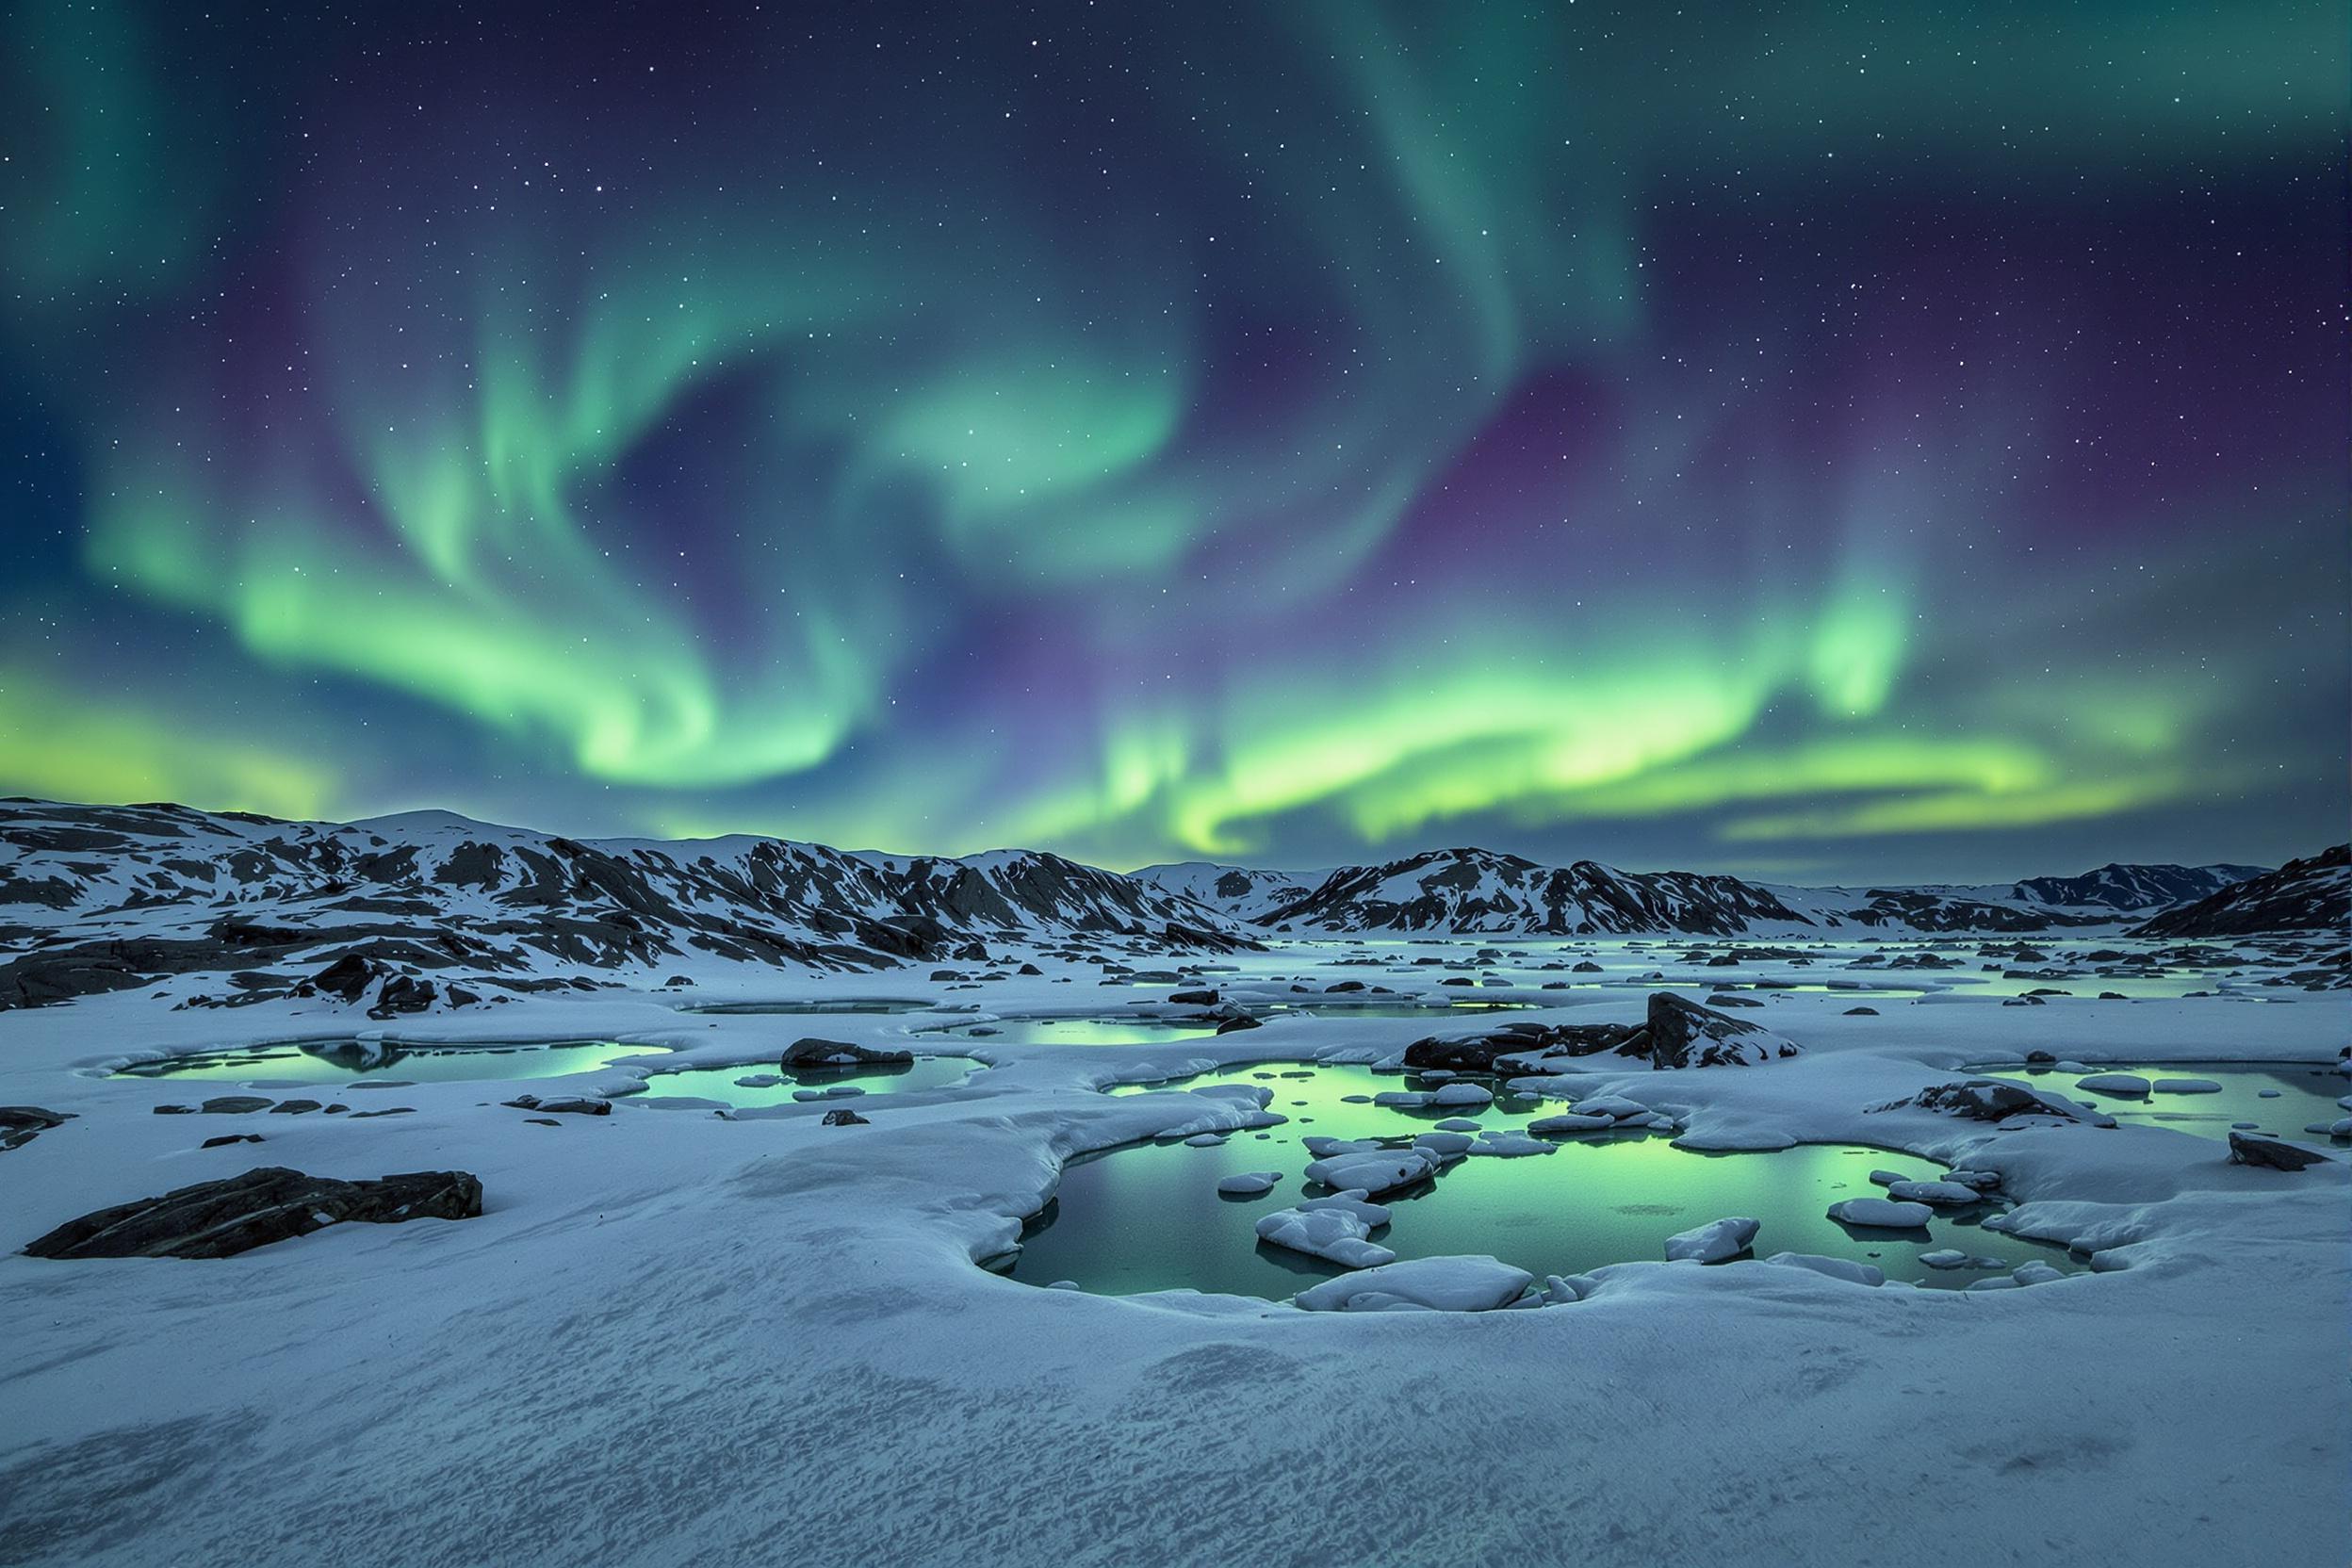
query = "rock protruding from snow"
xmin=1292 ymin=1254 xmax=1533 ymax=1313
xmin=1664 ymin=1216 xmax=1760 ymax=1263
xmin=2227 ymin=1132 xmax=2328 ymax=1171
xmin=21 ymin=1167 xmax=481 ymax=1259
xmin=781 ymin=1037 xmax=914 ymax=1070
xmin=1890 ymin=1079 xmax=2115 ymax=1127
xmin=1645 ymin=992 xmax=1802 ymax=1069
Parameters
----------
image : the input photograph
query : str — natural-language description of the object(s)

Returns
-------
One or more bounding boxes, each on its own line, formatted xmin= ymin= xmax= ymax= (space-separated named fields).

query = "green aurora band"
xmin=0 ymin=1 xmax=2342 ymax=878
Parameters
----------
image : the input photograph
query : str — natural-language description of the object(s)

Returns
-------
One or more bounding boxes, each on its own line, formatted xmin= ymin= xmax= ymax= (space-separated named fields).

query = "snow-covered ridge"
xmin=0 ymin=798 xmax=1255 ymax=1012
xmin=1140 ymin=846 xmax=2278 ymax=938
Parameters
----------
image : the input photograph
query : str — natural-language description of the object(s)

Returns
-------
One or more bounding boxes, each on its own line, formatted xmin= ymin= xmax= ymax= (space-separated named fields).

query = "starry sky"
xmin=1 ymin=1 xmax=2344 ymax=881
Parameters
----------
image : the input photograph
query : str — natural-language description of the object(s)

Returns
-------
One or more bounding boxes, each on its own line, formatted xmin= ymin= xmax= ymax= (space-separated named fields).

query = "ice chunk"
xmin=1304 ymin=1147 xmax=1448 ymax=1196
xmin=1827 ymin=1198 xmax=1934 ymax=1229
xmin=1468 ymin=1132 xmax=1556 ymax=1157
xmin=1528 ymin=1112 xmax=1615 ymax=1135
xmin=1255 ymin=1206 xmax=1396 ymax=1269
xmin=1217 ymin=1171 xmax=1283 ymax=1197
xmin=1298 ymin=1191 xmax=1391 ymax=1228
xmin=1763 ymin=1252 xmax=1884 ymax=1287
xmin=1293 ymin=1255 xmax=1534 ymax=1313
xmin=2012 ymin=1262 xmax=2067 ymax=1284
xmin=1664 ymin=1216 xmax=1760 ymax=1264
xmin=2074 ymin=1072 xmax=2150 ymax=1096
xmin=1429 ymin=1082 xmax=1494 ymax=1108
xmin=1886 ymin=1179 xmax=1983 ymax=1206
xmin=2151 ymin=1078 xmax=2222 ymax=1095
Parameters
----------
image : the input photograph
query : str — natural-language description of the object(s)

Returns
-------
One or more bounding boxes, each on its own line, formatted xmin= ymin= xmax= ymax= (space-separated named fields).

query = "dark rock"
xmin=821 ymin=1107 xmax=870 ymax=1126
xmin=1645 ymin=991 xmax=1802 ymax=1069
xmin=525 ymin=1117 xmax=563 ymax=1127
xmin=201 ymin=1134 xmax=264 ymax=1149
xmin=782 ymin=1037 xmax=913 ymax=1070
xmin=2228 ymin=1131 xmax=2327 ymax=1171
xmin=1017 ymin=962 xmax=1044 ymax=976
xmin=22 ymin=1167 xmax=482 ymax=1259
xmin=1843 ymin=1005 xmax=1878 ymax=1016
xmin=1215 ymin=1013 xmax=1263 ymax=1034
xmin=268 ymin=1099 xmax=324 ymax=1115
xmin=199 ymin=1096 xmax=273 ymax=1115
xmin=1895 ymin=1079 xmax=2115 ymax=1127
xmin=0 ymin=1105 xmax=73 ymax=1152
xmin=501 ymin=1094 xmax=609 ymax=1116
xmin=348 ymin=1107 xmax=415 ymax=1119
xmin=1168 ymin=988 xmax=1219 ymax=1005
xmin=1404 ymin=1021 xmax=1642 ymax=1072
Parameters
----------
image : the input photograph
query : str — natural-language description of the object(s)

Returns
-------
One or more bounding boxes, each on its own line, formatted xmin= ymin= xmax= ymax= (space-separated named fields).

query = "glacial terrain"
xmin=1 ymin=800 xmax=2346 ymax=1566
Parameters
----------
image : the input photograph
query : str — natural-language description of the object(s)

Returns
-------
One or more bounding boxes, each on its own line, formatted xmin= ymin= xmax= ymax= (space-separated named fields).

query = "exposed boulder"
xmin=1889 ymin=1079 xmax=2115 ymax=1127
xmin=0 ymin=1105 xmax=73 ymax=1152
xmin=2227 ymin=1131 xmax=2327 ymax=1171
xmin=821 ymin=1107 xmax=870 ymax=1126
xmin=22 ymin=1167 xmax=482 ymax=1259
xmin=1646 ymin=992 xmax=1801 ymax=1069
xmin=501 ymin=1094 xmax=610 ymax=1116
xmin=781 ymin=1037 xmax=914 ymax=1070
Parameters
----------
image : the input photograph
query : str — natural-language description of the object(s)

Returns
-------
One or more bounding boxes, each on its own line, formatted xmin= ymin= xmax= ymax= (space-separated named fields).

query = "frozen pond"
xmin=1975 ymin=1061 xmax=2348 ymax=1144
xmin=1005 ymin=1065 xmax=2071 ymax=1298
xmin=626 ymin=1054 xmax=980 ymax=1106
xmin=111 ymin=1037 xmax=671 ymax=1084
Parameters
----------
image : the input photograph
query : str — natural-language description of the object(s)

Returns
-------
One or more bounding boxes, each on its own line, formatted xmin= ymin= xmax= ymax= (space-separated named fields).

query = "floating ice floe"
xmin=1528 ymin=1112 xmax=1617 ymax=1135
xmin=1254 ymin=1205 xmax=1395 ymax=1268
xmin=1827 ymin=1198 xmax=1935 ymax=1228
xmin=1885 ymin=1179 xmax=1984 ymax=1205
xmin=1303 ymin=1145 xmax=1453 ymax=1197
xmin=2076 ymin=1072 xmax=2151 ymax=1096
xmin=1217 ymin=1171 xmax=1282 ymax=1196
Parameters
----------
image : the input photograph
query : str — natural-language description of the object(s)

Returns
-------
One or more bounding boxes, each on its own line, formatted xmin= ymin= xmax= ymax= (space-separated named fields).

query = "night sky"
xmin=1 ymin=2 xmax=2343 ymax=880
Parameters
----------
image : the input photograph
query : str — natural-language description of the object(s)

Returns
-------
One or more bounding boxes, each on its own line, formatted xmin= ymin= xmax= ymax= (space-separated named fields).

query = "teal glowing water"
xmin=1008 ymin=1065 xmax=2069 ymax=1298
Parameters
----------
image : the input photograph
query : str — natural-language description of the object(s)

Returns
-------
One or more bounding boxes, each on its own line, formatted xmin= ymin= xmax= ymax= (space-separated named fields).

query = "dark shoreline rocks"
xmin=23 ymin=1167 xmax=482 ymax=1259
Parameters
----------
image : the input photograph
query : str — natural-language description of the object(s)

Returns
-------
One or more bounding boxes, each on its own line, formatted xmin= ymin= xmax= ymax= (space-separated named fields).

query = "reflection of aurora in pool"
xmin=628 ymin=1054 xmax=981 ymax=1105
xmin=1004 ymin=1065 xmax=2072 ymax=1298
xmin=1975 ymin=1062 xmax=2348 ymax=1145
xmin=113 ymin=1038 xmax=671 ymax=1084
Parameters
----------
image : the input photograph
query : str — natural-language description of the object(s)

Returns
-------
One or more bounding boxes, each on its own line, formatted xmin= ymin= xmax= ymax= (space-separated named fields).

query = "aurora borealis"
xmin=1 ymin=2 xmax=2343 ymax=879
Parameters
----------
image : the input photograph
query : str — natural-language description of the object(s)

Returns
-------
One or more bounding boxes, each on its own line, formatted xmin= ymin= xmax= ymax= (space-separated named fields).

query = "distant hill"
xmin=2128 ymin=845 xmax=2349 ymax=938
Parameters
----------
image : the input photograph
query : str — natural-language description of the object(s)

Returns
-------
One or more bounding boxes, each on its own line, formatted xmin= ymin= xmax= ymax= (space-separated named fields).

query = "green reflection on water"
xmin=1009 ymin=1065 xmax=2068 ymax=1297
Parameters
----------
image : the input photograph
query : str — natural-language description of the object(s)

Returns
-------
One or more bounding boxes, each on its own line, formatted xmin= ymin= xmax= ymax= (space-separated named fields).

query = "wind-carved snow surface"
xmin=0 ymin=825 xmax=2347 ymax=1564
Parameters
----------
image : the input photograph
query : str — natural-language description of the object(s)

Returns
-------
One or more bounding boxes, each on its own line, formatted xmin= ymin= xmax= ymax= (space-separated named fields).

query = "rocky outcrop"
xmin=2129 ymin=845 xmax=2350 ymax=938
xmin=2227 ymin=1131 xmax=2328 ymax=1171
xmin=1403 ymin=1021 xmax=1645 ymax=1073
xmin=22 ymin=1167 xmax=482 ymax=1259
xmin=1645 ymin=992 xmax=1801 ymax=1069
xmin=0 ymin=1106 xmax=72 ymax=1152
xmin=782 ymin=1037 xmax=914 ymax=1070
xmin=1884 ymin=1080 xmax=2115 ymax=1127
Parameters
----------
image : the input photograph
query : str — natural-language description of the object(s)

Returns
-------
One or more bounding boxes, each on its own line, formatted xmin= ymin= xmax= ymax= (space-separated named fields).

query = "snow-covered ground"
xmin=2 ymin=936 xmax=2345 ymax=1566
